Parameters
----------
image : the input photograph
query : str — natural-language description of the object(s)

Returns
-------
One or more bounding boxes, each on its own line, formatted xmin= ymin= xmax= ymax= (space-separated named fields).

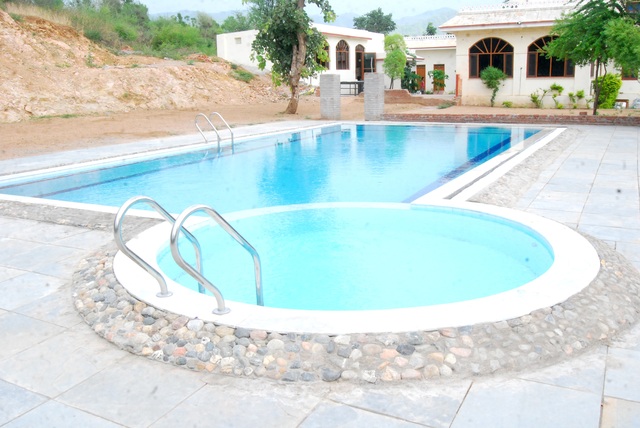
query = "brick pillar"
xmin=364 ymin=73 xmax=385 ymax=121
xmin=320 ymin=74 xmax=341 ymax=120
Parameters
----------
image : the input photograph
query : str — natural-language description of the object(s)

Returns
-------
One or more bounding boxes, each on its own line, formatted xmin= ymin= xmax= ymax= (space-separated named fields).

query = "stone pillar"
xmin=320 ymin=74 xmax=341 ymax=120
xmin=364 ymin=73 xmax=385 ymax=121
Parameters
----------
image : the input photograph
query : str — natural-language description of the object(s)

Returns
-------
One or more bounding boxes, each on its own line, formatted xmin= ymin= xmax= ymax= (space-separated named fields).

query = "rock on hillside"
xmin=0 ymin=10 xmax=281 ymax=123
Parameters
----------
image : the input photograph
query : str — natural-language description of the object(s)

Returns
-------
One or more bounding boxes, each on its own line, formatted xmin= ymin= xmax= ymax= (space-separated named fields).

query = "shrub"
xmin=502 ymin=101 xmax=513 ymax=108
xmin=530 ymin=89 xmax=549 ymax=108
xmin=596 ymin=73 xmax=622 ymax=109
xmin=114 ymin=22 xmax=138 ymax=42
xmin=230 ymin=67 xmax=254 ymax=83
xmin=480 ymin=66 xmax=507 ymax=107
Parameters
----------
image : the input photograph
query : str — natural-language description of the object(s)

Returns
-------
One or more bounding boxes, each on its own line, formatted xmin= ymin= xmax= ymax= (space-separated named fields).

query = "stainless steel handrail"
xmin=170 ymin=204 xmax=264 ymax=315
xmin=114 ymin=196 xmax=204 ymax=297
xmin=194 ymin=112 xmax=235 ymax=152
xmin=209 ymin=111 xmax=235 ymax=148
xmin=195 ymin=113 xmax=222 ymax=151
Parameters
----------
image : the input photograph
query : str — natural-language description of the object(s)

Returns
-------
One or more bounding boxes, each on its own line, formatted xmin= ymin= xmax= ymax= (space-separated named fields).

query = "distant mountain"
xmin=151 ymin=7 xmax=458 ymax=37
xmin=396 ymin=8 xmax=457 ymax=36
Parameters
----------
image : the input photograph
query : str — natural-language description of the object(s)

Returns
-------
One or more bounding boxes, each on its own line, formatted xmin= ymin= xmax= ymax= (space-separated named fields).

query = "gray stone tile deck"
xmin=0 ymin=122 xmax=638 ymax=427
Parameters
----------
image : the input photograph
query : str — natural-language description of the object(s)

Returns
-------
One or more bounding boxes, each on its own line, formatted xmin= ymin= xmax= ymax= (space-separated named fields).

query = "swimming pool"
xmin=0 ymin=123 xmax=540 ymax=212
xmin=157 ymin=203 xmax=555 ymax=311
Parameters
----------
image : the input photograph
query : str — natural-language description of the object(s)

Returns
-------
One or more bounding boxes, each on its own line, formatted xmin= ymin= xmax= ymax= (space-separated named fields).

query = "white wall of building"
xmin=452 ymin=27 xmax=595 ymax=107
xmin=216 ymin=24 xmax=388 ymax=89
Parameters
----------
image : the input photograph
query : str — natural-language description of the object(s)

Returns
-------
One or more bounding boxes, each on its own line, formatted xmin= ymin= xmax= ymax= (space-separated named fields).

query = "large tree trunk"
xmin=285 ymin=0 xmax=308 ymax=114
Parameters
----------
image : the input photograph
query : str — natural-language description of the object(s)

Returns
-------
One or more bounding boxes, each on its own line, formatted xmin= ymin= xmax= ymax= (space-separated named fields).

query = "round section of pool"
xmin=113 ymin=201 xmax=600 ymax=334
xmin=157 ymin=204 xmax=554 ymax=311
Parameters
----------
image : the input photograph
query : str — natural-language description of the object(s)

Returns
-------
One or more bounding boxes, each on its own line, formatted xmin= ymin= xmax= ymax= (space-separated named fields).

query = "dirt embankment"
xmin=0 ymin=10 xmax=288 ymax=123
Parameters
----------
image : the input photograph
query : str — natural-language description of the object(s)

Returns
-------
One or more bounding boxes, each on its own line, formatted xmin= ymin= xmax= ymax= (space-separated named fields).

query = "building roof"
xmin=440 ymin=0 xmax=576 ymax=32
xmin=404 ymin=35 xmax=456 ymax=50
xmin=312 ymin=23 xmax=383 ymax=41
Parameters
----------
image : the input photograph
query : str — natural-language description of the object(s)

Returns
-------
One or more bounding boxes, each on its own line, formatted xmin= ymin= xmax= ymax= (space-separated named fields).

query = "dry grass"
xmin=6 ymin=3 xmax=72 ymax=27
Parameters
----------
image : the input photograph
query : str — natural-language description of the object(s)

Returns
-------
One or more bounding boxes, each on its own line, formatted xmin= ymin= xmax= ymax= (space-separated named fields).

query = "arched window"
xmin=336 ymin=40 xmax=349 ymax=70
xmin=469 ymin=38 xmax=513 ymax=78
xmin=527 ymin=36 xmax=574 ymax=77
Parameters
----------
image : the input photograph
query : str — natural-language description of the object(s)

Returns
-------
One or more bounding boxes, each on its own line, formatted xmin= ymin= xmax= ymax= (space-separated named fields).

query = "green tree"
xmin=545 ymin=0 xmax=638 ymax=114
xmin=197 ymin=12 xmax=220 ymax=40
xmin=245 ymin=0 xmax=335 ymax=114
xmin=423 ymin=22 xmax=437 ymax=36
xmin=353 ymin=7 xmax=396 ymax=34
xmin=604 ymin=17 xmax=640 ymax=75
xmin=383 ymin=34 xmax=406 ymax=89
xmin=221 ymin=12 xmax=252 ymax=33
xmin=480 ymin=66 xmax=507 ymax=107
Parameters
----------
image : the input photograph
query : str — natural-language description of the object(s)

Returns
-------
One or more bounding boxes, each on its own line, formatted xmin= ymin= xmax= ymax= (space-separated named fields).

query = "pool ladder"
xmin=195 ymin=112 xmax=235 ymax=152
xmin=114 ymin=196 xmax=263 ymax=315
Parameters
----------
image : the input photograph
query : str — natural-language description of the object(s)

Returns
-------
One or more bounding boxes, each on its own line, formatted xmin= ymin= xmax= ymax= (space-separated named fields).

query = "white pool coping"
xmin=113 ymin=200 xmax=600 ymax=335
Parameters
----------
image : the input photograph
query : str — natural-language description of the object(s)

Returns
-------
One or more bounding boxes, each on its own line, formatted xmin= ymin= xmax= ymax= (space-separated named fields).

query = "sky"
xmin=138 ymin=0 xmax=482 ymax=18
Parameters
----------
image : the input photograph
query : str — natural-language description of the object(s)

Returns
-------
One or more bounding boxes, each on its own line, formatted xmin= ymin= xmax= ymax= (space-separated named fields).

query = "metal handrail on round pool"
xmin=113 ymin=196 xmax=204 ymax=298
xmin=170 ymin=204 xmax=264 ymax=315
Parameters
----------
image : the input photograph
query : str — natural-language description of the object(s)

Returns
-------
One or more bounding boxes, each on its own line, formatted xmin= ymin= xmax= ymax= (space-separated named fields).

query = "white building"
xmin=216 ymin=23 xmax=387 ymax=93
xmin=404 ymin=35 xmax=457 ymax=94
xmin=216 ymin=1 xmax=640 ymax=106
xmin=439 ymin=0 xmax=640 ymax=106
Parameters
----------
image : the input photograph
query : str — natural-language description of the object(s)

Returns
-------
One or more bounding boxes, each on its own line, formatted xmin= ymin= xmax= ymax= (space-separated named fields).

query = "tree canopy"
xmin=545 ymin=0 xmax=640 ymax=113
xmin=245 ymin=0 xmax=335 ymax=114
xmin=424 ymin=22 xmax=437 ymax=36
xmin=353 ymin=7 xmax=396 ymax=34
xmin=383 ymin=34 xmax=406 ymax=89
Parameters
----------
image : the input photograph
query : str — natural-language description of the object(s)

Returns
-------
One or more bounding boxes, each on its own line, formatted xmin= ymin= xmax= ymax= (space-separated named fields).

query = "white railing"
xmin=404 ymin=35 xmax=456 ymax=42
xmin=460 ymin=0 xmax=576 ymax=13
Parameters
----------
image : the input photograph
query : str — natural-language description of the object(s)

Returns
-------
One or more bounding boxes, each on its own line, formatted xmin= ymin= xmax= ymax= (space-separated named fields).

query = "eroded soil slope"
xmin=0 ymin=10 xmax=281 ymax=123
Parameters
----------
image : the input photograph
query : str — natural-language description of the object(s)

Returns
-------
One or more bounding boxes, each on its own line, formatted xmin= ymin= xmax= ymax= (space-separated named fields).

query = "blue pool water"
xmin=0 ymin=124 xmax=540 ymax=213
xmin=158 ymin=204 xmax=554 ymax=311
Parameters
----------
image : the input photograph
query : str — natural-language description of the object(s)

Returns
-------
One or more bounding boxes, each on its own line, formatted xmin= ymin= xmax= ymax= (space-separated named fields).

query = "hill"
xmin=0 ymin=10 xmax=281 ymax=123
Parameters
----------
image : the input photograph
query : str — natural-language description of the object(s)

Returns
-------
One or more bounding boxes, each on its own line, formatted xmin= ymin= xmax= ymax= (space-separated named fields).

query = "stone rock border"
xmin=72 ymin=235 xmax=640 ymax=383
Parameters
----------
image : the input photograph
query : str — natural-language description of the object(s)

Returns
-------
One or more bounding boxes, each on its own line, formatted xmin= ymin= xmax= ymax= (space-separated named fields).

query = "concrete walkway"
xmin=0 ymin=124 xmax=639 ymax=427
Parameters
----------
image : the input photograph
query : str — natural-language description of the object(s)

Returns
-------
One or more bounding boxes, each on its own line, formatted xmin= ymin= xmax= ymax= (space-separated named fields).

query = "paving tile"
xmin=450 ymin=378 xmax=601 ymax=428
xmin=605 ymin=348 xmax=640 ymax=402
xmin=601 ymin=397 xmax=640 ymax=428
xmin=0 ymin=238 xmax=42 ymax=264
xmin=0 ymin=271 xmax=67 ymax=311
xmin=0 ymin=379 xmax=47 ymax=425
xmin=0 ymin=324 xmax=128 ymax=398
xmin=4 ymin=222 xmax=86 ymax=243
xmin=57 ymin=355 xmax=205 ymax=428
xmin=517 ymin=347 xmax=607 ymax=394
xmin=0 ymin=243 xmax=87 ymax=273
xmin=151 ymin=380 xmax=322 ymax=428
xmin=14 ymin=287 xmax=82 ymax=328
xmin=56 ymin=229 xmax=113 ymax=250
xmin=579 ymin=213 xmax=640 ymax=230
xmin=525 ymin=208 xmax=581 ymax=225
xmin=0 ymin=312 xmax=65 ymax=360
xmin=615 ymin=242 xmax=640 ymax=262
xmin=3 ymin=400 xmax=121 ymax=428
xmin=299 ymin=402 xmax=423 ymax=428
xmin=327 ymin=381 xmax=471 ymax=428
xmin=578 ymin=224 xmax=640 ymax=244
xmin=0 ymin=266 xmax=24 ymax=282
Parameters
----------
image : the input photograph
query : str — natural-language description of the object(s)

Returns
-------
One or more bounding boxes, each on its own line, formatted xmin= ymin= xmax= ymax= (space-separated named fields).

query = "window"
xmin=336 ymin=40 xmax=349 ymax=70
xmin=234 ymin=37 xmax=242 ymax=45
xmin=527 ymin=36 xmax=574 ymax=77
xmin=469 ymin=38 xmax=513 ymax=78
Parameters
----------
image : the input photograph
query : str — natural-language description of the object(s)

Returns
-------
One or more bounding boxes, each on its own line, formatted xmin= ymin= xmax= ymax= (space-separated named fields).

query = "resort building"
xmin=216 ymin=23 xmax=387 ymax=94
xmin=217 ymin=0 xmax=640 ymax=106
